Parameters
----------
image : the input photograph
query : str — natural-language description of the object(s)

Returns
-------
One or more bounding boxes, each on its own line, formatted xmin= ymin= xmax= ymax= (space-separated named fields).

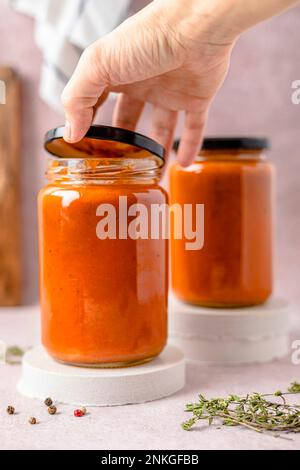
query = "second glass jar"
xmin=170 ymin=137 xmax=274 ymax=308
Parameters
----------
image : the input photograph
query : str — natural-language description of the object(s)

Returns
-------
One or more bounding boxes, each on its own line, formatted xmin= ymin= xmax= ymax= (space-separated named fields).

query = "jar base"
xmin=173 ymin=295 xmax=270 ymax=309
xmin=53 ymin=355 xmax=157 ymax=369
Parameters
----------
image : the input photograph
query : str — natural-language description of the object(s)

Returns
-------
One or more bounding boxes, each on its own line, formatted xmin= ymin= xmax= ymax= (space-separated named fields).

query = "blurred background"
xmin=0 ymin=0 xmax=300 ymax=308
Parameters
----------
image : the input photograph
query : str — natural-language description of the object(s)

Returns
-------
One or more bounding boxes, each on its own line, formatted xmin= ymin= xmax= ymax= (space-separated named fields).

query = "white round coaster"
xmin=17 ymin=344 xmax=185 ymax=406
xmin=169 ymin=295 xmax=291 ymax=365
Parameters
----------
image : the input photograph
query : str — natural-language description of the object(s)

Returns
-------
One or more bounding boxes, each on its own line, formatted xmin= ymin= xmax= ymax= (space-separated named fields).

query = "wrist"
xmin=190 ymin=0 xmax=300 ymax=37
xmin=153 ymin=0 xmax=300 ymax=47
xmin=153 ymin=0 xmax=241 ymax=46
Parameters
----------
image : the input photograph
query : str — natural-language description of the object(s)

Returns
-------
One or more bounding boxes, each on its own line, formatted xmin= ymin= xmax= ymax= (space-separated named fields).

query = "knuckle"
xmin=61 ymin=89 xmax=74 ymax=110
xmin=83 ymin=42 xmax=111 ymax=85
xmin=187 ymin=121 xmax=204 ymax=131
xmin=188 ymin=98 xmax=209 ymax=114
xmin=186 ymin=113 xmax=207 ymax=130
xmin=117 ymin=118 xmax=135 ymax=129
xmin=154 ymin=122 xmax=173 ymax=136
xmin=80 ymin=44 xmax=96 ymax=64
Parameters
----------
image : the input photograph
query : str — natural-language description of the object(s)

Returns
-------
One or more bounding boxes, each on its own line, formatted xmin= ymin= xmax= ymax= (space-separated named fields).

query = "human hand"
xmin=61 ymin=0 xmax=299 ymax=166
xmin=62 ymin=0 xmax=237 ymax=165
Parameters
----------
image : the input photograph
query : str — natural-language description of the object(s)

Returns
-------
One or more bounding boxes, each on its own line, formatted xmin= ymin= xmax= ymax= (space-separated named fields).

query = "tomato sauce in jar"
xmin=170 ymin=137 xmax=274 ymax=308
xmin=39 ymin=126 xmax=168 ymax=366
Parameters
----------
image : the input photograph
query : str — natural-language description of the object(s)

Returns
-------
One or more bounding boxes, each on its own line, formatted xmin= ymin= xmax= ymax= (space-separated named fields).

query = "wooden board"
xmin=0 ymin=67 xmax=21 ymax=305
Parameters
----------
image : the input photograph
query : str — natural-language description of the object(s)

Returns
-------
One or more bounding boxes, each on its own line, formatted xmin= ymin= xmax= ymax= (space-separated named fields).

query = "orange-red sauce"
xmin=170 ymin=153 xmax=274 ymax=307
xmin=38 ymin=183 xmax=168 ymax=366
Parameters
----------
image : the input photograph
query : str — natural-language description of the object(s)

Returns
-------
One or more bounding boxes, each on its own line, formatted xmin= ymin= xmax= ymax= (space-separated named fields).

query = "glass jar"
xmin=38 ymin=126 xmax=168 ymax=366
xmin=170 ymin=137 xmax=274 ymax=308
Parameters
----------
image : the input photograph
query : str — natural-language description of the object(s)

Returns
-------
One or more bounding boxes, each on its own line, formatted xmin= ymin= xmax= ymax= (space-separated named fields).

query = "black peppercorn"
xmin=44 ymin=397 xmax=53 ymax=406
xmin=48 ymin=405 xmax=57 ymax=415
xmin=29 ymin=417 xmax=37 ymax=425
xmin=6 ymin=406 xmax=15 ymax=415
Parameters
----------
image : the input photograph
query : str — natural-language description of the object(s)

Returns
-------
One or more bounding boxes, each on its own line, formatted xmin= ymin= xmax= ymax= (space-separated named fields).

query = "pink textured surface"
xmin=0 ymin=2 xmax=300 ymax=305
xmin=1 ymin=2 xmax=300 ymax=450
xmin=0 ymin=308 xmax=300 ymax=450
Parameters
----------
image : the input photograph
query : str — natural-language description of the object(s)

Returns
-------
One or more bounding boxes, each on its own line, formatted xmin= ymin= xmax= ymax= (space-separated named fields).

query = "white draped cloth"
xmin=10 ymin=0 xmax=134 ymax=112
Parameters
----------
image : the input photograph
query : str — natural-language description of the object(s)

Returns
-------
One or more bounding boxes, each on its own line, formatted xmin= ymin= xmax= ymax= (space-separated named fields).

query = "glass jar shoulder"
xmin=38 ymin=182 xmax=168 ymax=207
xmin=170 ymin=160 xmax=275 ymax=183
xmin=170 ymin=158 xmax=274 ymax=177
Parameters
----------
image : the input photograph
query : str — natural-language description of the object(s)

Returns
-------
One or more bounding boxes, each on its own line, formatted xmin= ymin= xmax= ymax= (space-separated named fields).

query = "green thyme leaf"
xmin=288 ymin=382 xmax=300 ymax=394
xmin=182 ymin=381 xmax=300 ymax=437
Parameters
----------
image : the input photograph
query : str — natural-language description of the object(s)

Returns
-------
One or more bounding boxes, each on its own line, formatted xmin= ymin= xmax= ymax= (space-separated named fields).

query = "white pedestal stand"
xmin=169 ymin=295 xmax=291 ymax=365
xmin=17 ymin=344 xmax=185 ymax=406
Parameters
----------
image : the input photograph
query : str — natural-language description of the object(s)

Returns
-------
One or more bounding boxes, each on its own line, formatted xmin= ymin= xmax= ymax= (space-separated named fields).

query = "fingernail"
xmin=64 ymin=121 xmax=72 ymax=142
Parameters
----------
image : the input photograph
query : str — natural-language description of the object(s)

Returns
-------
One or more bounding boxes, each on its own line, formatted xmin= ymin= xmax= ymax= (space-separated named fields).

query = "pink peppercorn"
xmin=74 ymin=409 xmax=84 ymax=417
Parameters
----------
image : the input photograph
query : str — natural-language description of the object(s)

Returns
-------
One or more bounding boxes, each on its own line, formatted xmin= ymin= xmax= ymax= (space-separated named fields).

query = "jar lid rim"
xmin=173 ymin=137 xmax=270 ymax=152
xmin=44 ymin=125 xmax=165 ymax=163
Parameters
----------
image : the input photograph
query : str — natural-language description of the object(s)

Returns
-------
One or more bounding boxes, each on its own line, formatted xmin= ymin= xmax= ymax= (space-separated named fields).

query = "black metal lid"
xmin=173 ymin=137 xmax=270 ymax=152
xmin=44 ymin=125 xmax=165 ymax=166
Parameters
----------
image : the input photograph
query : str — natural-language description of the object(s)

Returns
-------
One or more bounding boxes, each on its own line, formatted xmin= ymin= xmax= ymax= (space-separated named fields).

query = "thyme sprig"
xmin=0 ymin=344 xmax=27 ymax=365
xmin=182 ymin=382 xmax=300 ymax=436
xmin=5 ymin=345 xmax=26 ymax=364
